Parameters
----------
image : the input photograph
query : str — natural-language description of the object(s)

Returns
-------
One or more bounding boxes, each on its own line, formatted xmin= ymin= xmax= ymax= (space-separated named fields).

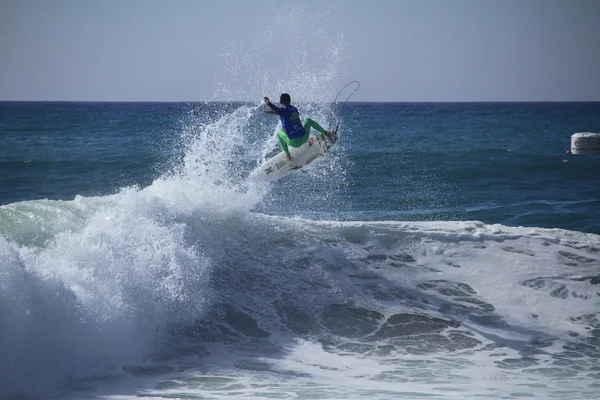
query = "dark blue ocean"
xmin=2 ymin=101 xmax=599 ymax=232
xmin=1 ymin=101 xmax=599 ymax=400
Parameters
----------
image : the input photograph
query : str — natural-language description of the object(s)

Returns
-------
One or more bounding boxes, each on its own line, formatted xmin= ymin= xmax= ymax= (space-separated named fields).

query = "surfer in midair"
xmin=264 ymin=93 xmax=333 ymax=160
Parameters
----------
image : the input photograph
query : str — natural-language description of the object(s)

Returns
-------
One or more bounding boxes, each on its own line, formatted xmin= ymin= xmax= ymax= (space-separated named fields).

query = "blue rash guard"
xmin=266 ymin=103 xmax=306 ymax=139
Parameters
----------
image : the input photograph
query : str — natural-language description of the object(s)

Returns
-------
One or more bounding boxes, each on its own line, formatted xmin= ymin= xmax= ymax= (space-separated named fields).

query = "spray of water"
xmin=0 ymin=188 xmax=212 ymax=397
xmin=210 ymin=4 xmax=352 ymax=213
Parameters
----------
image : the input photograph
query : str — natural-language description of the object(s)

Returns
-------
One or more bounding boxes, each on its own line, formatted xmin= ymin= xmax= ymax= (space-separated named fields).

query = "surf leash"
xmin=330 ymin=80 xmax=360 ymax=133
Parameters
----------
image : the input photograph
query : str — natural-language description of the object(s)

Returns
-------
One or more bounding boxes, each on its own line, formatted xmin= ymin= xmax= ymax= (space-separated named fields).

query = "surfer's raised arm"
xmin=264 ymin=97 xmax=281 ymax=114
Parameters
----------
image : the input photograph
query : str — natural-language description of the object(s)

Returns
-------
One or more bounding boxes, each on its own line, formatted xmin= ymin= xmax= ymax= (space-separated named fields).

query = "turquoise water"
xmin=1 ymin=101 xmax=599 ymax=400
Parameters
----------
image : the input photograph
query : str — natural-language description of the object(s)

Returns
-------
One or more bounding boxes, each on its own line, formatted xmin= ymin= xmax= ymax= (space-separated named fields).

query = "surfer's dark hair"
xmin=280 ymin=93 xmax=291 ymax=105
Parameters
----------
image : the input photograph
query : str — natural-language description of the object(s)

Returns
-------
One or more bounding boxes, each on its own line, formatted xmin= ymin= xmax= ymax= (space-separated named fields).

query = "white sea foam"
xmin=117 ymin=218 xmax=599 ymax=400
xmin=62 ymin=217 xmax=597 ymax=400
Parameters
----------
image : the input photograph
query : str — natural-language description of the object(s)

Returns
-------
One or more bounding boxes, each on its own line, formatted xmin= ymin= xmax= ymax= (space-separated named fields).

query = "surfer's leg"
xmin=277 ymin=129 xmax=291 ymax=158
xmin=287 ymin=133 xmax=309 ymax=148
xmin=302 ymin=118 xmax=327 ymax=135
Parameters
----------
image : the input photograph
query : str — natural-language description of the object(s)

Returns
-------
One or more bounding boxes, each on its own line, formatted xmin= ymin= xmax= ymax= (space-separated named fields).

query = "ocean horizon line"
xmin=2 ymin=100 xmax=600 ymax=104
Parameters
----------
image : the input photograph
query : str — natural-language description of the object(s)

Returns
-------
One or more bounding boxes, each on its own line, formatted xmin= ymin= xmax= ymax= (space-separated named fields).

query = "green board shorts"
xmin=277 ymin=118 xmax=327 ymax=157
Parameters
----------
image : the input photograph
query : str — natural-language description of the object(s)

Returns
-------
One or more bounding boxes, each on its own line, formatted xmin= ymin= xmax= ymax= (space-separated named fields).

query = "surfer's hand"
xmin=263 ymin=97 xmax=270 ymax=104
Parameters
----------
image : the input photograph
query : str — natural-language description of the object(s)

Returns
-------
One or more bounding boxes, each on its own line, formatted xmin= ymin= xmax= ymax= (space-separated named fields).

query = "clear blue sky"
xmin=1 ymin=0 xmax=599 ymax=102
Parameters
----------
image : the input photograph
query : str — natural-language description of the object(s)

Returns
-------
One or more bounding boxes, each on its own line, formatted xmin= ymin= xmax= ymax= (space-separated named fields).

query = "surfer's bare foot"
xmin=285 ymin=156 xmax=291 ymax=161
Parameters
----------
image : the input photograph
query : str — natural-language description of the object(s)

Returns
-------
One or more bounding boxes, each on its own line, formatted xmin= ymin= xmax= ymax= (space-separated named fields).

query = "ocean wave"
xmin=2 ymin=186 xmax=600 ymax=399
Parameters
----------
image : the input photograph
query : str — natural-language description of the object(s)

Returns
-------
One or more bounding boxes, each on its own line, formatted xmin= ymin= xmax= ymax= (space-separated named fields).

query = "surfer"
xmin=264 ymin=93 xmax=333 ymax=160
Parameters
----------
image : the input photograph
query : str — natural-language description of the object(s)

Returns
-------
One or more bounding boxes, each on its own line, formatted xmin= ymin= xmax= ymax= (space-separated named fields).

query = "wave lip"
xmin=0 ymin=186 xmax=213 ymax=399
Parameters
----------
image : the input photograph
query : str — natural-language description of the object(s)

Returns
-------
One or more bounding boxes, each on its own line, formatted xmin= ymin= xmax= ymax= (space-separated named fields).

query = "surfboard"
xmin=248 ymin=131 xmax=338 ymax=182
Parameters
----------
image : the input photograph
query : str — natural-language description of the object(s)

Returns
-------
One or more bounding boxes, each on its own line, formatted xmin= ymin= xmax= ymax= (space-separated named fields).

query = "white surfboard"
xmin=249 ymin=131 xmax=338 ymax=182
